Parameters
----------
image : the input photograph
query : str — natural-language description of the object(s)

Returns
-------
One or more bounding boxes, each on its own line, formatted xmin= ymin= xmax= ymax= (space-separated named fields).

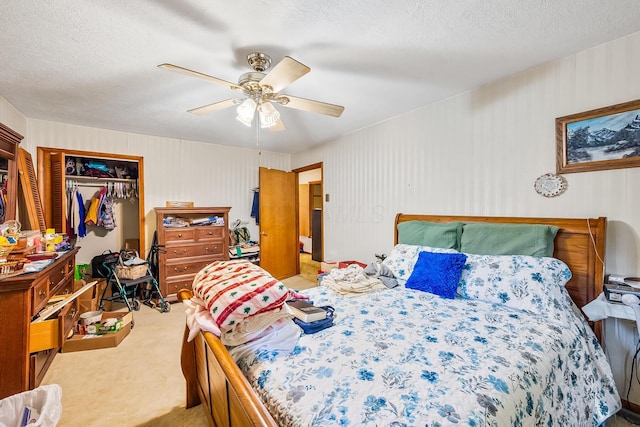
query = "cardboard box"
xmin=76 ymin=278 xmax=107 ymax=314
xmin=62 ymin=311 xmax=132 ymax=353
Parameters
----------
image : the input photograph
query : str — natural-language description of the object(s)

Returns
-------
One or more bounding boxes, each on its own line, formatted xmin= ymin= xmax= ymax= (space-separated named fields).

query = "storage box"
xmin=338 ymin=260 xmax=367 ymax=269
xmin=75 ymin=278 xmax=106 ymax=314
xmin=61 ymin=311 xmax=132 ymax=353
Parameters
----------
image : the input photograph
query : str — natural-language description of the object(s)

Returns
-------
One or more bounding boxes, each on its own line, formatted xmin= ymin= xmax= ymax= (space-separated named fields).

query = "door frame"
xmin=293 ymin=162 xmax=323 ymax=263
xmin=36 ymin=147 xmax=145 ymax=251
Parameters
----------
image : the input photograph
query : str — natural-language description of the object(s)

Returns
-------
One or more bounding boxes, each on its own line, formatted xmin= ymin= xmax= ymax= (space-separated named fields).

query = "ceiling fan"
xmin=158 ymin=52 xmax=345 ymax=132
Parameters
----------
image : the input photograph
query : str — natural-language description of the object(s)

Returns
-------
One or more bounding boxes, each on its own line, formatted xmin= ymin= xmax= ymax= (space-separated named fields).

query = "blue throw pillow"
xmin=405 ymin=251 xmax=468 ymax=299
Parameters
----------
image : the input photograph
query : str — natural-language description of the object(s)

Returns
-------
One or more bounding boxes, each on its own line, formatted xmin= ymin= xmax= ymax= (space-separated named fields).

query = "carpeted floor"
xmin=41 ymin=274 xmax=316 ymax=427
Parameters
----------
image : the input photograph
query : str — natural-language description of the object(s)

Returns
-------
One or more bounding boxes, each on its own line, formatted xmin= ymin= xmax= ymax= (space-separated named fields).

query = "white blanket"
xmin=322 ymin=264 xmax=387 ymax=297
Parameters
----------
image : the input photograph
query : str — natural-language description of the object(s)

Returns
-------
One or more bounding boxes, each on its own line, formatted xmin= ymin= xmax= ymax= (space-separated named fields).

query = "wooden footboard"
xmin=177 ymin=289 xmax=278 ymax=427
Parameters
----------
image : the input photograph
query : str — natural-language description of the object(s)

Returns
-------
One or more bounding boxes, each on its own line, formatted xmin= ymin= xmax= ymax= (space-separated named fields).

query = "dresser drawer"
xmin=165 ymin=275 xmax=198 ymax=296
xmin=30 ymin=301 xmax=77 ymax=353
xmin=196 ymin=226 xmax=224 ymax=242
xmin=165 ymin=258 xmax=218 ymax=278
xmin=165 ymin=228 xmax=196 ymax=244
xmin=52 ymin=276 xmax=74 ymax=298
xmin=165 ymin=243 xmax=225 ymax=259
xmin=31 ymin=277 xmax=49 ymax=317
xmin=30 ymin=348 xmax=57 ymax=389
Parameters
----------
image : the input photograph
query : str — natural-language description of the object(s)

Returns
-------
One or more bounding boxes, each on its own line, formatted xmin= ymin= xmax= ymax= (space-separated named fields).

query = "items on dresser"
xmin=0 ymin=248 xmax=79 ymax=400
xmin=155 ymin=207 xmax=230 ymax=301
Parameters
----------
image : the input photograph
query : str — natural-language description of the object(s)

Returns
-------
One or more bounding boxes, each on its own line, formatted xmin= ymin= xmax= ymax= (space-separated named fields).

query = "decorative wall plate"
xmin=534 ymin=173 xmax=567 ymax=197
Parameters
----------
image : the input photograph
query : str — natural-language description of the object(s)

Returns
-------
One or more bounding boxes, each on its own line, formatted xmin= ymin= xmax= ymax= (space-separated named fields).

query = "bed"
xmin=177 ymin=213 xmax=619 ymax=426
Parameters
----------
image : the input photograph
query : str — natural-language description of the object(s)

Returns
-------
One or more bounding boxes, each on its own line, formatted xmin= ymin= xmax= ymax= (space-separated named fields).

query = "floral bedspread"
xmin=233 ymin=286 xmax=620 ymax=426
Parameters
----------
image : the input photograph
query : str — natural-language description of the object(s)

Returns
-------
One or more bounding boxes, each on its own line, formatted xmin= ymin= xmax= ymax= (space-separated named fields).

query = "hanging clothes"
xmin=250 ymin=189 xmax=259 ymax=225
xmin=99 ymin=196 xmax=116 ymax=230
xmin=85 ymin=186 xmax=107 ymax=226
xmin=76 ymin=190 xmax=87 ymax=238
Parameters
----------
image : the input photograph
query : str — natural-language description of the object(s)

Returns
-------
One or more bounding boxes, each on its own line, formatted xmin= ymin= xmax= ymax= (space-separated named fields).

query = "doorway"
xmin=258 ymin=163 xmax=323 ymax=282
xmin=295 ymin=163 xmax=323 ymax=282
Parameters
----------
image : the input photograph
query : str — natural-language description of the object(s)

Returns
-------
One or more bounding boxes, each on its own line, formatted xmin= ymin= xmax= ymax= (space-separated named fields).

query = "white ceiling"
xmin=2 ymin=1 xmax=639 ymax=154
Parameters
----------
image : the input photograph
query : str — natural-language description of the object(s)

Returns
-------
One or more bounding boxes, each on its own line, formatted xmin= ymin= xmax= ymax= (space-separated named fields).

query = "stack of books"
xmin=286 ymin=300 xmax=334 ymax=334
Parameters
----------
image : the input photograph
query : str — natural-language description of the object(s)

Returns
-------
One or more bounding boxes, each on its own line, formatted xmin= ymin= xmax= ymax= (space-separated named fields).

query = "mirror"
xmin=0 ymin=123 xmax=21 ymax=224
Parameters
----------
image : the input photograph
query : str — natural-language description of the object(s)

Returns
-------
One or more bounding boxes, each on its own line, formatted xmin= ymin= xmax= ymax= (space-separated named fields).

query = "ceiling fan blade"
xmin=188 ymin=99 xmax=237 ymax=115
xmin=280 ymin=95 xmax=344 ymax=117
xmin=158 ymin=63 xmax=241 ymax=90
xmin=259 ymin=56 xmax=310 ymax=93
xmin=268 ymin=117 xmax=286 ymax=132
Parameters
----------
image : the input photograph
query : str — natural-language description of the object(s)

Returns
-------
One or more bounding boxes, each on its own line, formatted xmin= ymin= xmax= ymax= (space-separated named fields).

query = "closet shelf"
xmin=65 ymin=175 xmax=137 ymax=183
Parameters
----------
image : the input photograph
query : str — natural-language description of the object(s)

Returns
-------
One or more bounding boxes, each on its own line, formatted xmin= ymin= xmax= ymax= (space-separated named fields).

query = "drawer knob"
xmin=173 ymin=249 xmax=188 ymax=254
xmin=70 ymin=308 xmax=77 ymax=317
xmin=39 ymin=290 xmax=46 ymax=298
xmin=207 ymin=231 xmax=213 ymax=235
xmin=174 ymin=266 xmax=188 ymax=272
xmin=177 ymin=233 xmax=183 ymax=238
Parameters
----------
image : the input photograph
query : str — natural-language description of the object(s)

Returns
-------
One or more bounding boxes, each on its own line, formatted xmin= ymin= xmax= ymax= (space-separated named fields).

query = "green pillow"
xmin=460 ymin=223 xmax=559 ymax=257
xmin=397 ymin=221 xmax=462 ymax=250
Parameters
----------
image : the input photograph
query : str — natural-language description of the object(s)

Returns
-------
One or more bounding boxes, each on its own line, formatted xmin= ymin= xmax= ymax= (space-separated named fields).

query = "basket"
xmin=115 ymin=250 xmax=148 ymax=280
xmin=0 ymin=259 xmax=25 ymax=277
xmin=0 ymin=243 xmax=16 ymax=261
xmin=116 ymin=262 xmax=148 ymax=280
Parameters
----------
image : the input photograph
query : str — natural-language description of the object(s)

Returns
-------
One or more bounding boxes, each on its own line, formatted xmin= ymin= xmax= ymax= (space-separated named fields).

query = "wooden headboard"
xmin=395 ymin=214 xmax=607 ymax=338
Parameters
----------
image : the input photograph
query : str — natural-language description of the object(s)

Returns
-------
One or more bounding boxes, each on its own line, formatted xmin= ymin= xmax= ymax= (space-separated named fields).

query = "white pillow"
xmin=382 ymin=244 xmax=459 ymax=285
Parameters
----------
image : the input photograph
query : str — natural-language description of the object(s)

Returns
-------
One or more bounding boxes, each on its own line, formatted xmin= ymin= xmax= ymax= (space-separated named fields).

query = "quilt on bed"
xmin=233 ymin=285 xmax=620 ymax=426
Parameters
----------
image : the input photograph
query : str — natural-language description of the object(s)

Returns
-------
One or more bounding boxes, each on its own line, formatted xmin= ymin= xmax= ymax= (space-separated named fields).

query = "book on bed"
xmin=286 ymin=300 xmax=327 ymax=322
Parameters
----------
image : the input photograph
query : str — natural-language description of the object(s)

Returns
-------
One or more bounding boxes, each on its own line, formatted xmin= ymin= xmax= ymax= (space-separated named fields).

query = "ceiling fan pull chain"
xmin=256 ymin=114 xmax=260 ymax=147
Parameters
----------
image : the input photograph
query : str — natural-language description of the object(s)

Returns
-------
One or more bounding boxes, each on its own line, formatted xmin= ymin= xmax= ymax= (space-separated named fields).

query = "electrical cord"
xmin=628 ymin=338 xmax=640 ymax=403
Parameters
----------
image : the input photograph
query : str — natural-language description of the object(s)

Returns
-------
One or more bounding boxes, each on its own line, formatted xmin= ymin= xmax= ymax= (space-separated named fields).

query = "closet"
xmin=37 ymin=148 xmax=145 ymax=265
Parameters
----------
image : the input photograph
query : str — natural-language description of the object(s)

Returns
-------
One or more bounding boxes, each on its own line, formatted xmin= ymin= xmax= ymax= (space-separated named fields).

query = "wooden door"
xmin=49 ymin=152 xmax=66 ymax=233
xmin=259 ymin=167 xmax=298 ymax=279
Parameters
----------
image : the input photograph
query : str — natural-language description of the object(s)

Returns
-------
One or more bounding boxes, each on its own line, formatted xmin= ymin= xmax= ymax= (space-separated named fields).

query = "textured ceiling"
xmin=1 ymin=1 xmax=639 ymax=153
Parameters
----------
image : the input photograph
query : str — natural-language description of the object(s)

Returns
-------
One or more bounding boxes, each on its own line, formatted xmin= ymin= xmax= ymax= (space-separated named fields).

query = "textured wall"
xmin=294 ymin=31 xmax=640 ymax=277
xmin=13 ymin=118 xmax=289 ymax=262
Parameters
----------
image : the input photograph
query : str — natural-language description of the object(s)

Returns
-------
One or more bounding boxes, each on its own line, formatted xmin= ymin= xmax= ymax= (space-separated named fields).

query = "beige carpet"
xmin=42 ymin=275 xmax=316 ymax=427
xmin=42 ymin=274 xmax=636 ymax=426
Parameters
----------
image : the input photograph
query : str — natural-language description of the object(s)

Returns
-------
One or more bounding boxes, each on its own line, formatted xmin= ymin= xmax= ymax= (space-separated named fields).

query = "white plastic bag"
xmin=0 ymin=384 xmax=62 ymax=427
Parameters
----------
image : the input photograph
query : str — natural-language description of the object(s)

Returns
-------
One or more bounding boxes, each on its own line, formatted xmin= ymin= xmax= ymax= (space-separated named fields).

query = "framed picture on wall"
xmin=556 ymin=98 xmax=640 ymax=173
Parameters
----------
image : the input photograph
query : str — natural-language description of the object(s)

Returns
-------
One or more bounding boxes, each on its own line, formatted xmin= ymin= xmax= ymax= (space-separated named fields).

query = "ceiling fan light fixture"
xmin=258 ymin=102 xmax=280 ymax=129
xmin=236 ymin=98 xmax=257 ymax=127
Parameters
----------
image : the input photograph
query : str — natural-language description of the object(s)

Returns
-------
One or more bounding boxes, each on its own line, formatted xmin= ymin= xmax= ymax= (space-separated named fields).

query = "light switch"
xmin=325 ymin=194 xmax=330 ymax=202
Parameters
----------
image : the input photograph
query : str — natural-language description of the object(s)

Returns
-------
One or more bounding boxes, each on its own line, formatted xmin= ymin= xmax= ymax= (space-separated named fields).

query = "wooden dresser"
xmin=0 ymin=248 xmax=79 ymax=400
xmin=155 ymin=207 xmax=230 ymax=300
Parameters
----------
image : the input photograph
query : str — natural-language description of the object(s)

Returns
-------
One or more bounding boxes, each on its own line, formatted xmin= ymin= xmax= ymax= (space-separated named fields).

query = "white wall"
xmin=0 ymin=101 xmax=290 ymax=262
xmin=293 ymin=31 xmax=640 ymax=278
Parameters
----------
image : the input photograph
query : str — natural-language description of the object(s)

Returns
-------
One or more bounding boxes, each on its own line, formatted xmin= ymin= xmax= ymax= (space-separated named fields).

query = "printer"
xmin=603 ymin=275 xmax=640 ymax=303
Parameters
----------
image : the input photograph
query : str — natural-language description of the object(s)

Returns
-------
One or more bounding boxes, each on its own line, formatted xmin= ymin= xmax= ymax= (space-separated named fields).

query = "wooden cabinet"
xmin=0 ymin=248 xmax=79 ymax=399
xmin=0 ymin=122 xmax=21 ymax=223
xmin=155 ymin=207 xmax=230 ymax=300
